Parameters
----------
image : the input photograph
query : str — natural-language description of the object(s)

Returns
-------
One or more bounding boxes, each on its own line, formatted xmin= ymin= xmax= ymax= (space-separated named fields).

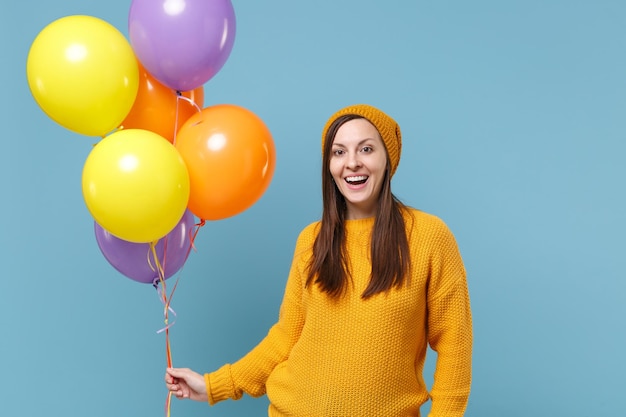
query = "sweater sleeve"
xmin=426 ymin=219 xmax=473 ymax=417
xmin=205 ymin=226 xmax=311 ymax=405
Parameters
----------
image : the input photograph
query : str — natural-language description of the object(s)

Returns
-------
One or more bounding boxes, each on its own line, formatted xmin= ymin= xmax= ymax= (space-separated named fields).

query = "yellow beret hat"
xmin=322 ymin=104 xmax=402 ymax=177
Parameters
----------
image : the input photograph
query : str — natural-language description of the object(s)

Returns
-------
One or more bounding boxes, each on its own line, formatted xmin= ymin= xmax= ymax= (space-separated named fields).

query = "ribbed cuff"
xmin=205 ymin=364 xmax=234 ymax=405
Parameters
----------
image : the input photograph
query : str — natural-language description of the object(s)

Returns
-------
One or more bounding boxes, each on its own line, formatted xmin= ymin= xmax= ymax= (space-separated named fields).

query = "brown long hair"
xmin=306 ymin=114 xmax=411 ymax=299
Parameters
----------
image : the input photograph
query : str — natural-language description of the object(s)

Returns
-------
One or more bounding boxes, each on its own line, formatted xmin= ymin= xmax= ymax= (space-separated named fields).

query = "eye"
xmin=332 ymin=149 xmax=345 ymax=156
xmin=361 ymin=146 xmax=373 ymax=153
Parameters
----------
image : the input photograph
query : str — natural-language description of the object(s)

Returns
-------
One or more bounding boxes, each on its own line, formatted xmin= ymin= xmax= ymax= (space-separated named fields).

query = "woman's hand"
xmin=164 ymin=367 xmax=208 ymax=402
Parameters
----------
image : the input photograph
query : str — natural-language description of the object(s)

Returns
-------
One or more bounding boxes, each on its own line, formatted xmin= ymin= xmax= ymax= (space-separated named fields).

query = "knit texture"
xmin=321 ymin=104 xmax=402 ymax=177
xmin=206 ymin=209 xmax=472 ymax=417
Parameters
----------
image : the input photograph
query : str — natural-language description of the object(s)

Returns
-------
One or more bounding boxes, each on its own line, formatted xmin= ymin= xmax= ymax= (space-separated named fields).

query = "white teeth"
xmin=346 ymin=176 xmax=367 ymax=183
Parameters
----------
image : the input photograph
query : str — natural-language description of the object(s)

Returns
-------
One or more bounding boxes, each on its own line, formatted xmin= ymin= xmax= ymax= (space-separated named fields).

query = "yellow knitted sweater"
xmin=205 ymin=209 xmax=472 ymax=416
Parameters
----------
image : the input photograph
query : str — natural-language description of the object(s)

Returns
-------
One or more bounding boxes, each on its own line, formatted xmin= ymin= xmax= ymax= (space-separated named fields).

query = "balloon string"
xmin=149 ymin=242 xmax=178 ymax=349
xmin=147 ymin=218 xmax=204 ymax=417
xmin=173 ymin=92 xmax=182 ymax=145
xmin=165 ymin=391 xmax=173 ymax=417
xmin=176 ymin=91 xmax=202 ymax=113
xmin=188 ymin=219 xmax=206 ymax=254
xmin=155 ymin=279 xmax=179 ymax=334
xmin=147 ymin=236 xmax=170 ymax=283
xmin=172 ymin=91 xmax=202 ymax=146
xmin=150 ymin=242 xmax=178 ymax=417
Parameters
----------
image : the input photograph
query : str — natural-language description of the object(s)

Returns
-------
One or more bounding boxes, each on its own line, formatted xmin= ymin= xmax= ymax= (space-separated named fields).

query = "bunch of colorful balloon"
xmin=26 ymin=0 xmax=276 ymax=285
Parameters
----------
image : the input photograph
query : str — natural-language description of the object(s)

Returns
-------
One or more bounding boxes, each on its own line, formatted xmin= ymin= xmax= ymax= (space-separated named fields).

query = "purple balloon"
xmin=128 ymin=0 xmax=236 ymax=91
xmin=95 ymin=210 xmax=196 ymax=284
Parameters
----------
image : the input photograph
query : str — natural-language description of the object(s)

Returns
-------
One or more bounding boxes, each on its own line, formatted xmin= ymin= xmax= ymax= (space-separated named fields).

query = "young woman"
xmin=165 ymin=104 xmax=473 ymax=416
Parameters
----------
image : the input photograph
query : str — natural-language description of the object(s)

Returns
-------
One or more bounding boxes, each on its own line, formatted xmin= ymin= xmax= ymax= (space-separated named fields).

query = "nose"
xmin=347 ymin=152 xmax=362 ymax=169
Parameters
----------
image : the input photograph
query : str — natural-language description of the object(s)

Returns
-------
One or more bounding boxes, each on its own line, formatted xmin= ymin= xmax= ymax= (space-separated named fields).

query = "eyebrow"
xmin=331 ymin=138 xmax=378 ymax=148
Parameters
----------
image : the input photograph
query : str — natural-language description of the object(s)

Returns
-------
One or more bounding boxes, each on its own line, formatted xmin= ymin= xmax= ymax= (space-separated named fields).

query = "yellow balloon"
xmin=82 ymin=129 xmax=190 ymax=243
xmin=27 ymin=15 xmax=139 ymax=137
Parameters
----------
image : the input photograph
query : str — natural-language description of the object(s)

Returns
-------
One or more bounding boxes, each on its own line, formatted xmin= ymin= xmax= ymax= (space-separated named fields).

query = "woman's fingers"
xmin=164 ymin=367 xmax=207 ymax=402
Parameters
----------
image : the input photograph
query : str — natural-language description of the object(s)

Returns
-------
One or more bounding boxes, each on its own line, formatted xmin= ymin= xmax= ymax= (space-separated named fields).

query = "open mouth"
xmin=345 ymin=175 xmax=368 ymax=185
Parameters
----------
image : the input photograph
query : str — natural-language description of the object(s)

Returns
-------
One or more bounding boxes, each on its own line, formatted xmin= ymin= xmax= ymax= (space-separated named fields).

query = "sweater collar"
xmin=344 ymin=216 xmax=375 ymax=233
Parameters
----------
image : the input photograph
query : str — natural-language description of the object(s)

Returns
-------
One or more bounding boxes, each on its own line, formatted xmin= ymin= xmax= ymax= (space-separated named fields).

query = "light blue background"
xmin=2 ymin=1 xmax=625 ymax=416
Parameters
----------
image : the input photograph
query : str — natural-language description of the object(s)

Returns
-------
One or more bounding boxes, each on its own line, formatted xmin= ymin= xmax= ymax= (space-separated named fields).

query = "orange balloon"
xmin=175 ymin=104 xmax=276 ymax=220
xmin=121 ymin=62 xmax=204 ymax=143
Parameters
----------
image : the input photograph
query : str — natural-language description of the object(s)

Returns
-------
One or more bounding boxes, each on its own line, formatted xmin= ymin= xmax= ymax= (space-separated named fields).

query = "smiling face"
xmin=329 ymin=118 xmax=389 ymax=219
